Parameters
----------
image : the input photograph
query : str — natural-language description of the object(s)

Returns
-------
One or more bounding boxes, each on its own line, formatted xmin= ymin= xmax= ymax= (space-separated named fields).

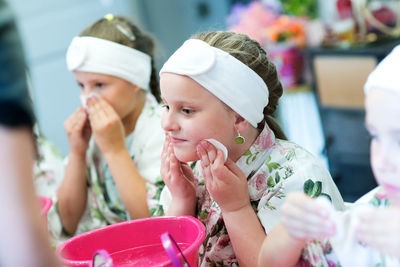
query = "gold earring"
xmin=235 ymin=132 xmax=245 ymax=144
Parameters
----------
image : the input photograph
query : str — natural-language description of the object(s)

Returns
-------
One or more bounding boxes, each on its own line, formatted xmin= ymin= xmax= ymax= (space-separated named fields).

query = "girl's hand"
xmin=87 ymin=96 xmax=126 ymax=156
xmin=64 ymin=106 xmax=92 ymax=155
xmin=356 ymin=207 xmax=400 ymax=258
xmin=161 ymin=135 xmax=197 ymax=202
xmin=196 ymin=140 xmax=250 ymax=213
xmin=281 ymin=192 xmax=335 ymax=241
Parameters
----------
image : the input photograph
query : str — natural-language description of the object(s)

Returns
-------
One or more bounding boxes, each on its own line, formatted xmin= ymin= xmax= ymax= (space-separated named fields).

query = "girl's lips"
xmin=170 ymin=136 xmax=186 ymax=144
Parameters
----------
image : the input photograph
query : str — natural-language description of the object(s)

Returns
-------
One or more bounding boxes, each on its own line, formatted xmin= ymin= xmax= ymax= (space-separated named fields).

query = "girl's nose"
xmin=81 ymin=86 xmax=93 ymax=95
xmin=161 ymin=111 xmax=179 ymax=133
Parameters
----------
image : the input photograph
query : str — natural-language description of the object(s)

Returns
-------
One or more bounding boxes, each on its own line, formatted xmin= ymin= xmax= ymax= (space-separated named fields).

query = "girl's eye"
xmin=161 ymin=104 xmax=169 ymax=111
xmin=78 ymin=83 xmax=84 ymax=89
xmin=182 ymin=108 xmax=194 ymax=115
xmin=95 ymin=82 xmax=105 ymax=88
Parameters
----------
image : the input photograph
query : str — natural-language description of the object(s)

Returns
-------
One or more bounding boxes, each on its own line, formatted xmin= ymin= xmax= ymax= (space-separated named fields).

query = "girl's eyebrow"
xmin=159 ymin=97 xmax=198 ymax=106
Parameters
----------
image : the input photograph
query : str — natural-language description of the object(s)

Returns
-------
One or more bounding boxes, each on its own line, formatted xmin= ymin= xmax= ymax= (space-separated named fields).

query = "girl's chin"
xmin=173 ymin=150 xmax=199 ymax=163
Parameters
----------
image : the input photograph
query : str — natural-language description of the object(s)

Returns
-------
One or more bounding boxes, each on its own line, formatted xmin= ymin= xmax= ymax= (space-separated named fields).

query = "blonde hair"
xmin=79 ymin=16 xmax=161 ymax=102
xmin=191 ymin=31 xmax=286 ymax=140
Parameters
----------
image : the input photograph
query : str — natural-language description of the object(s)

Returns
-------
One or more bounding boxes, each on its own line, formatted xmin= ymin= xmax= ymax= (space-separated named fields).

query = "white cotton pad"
xmin=80 ymin=92 xmax=100 ymax=111
xmin=204 ymin=138 xmax=228 ymax=162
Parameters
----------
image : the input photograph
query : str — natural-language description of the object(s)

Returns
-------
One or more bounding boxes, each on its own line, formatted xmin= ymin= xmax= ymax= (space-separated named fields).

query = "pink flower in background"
xmin=228 ymin=2 xmax=277 ymax=45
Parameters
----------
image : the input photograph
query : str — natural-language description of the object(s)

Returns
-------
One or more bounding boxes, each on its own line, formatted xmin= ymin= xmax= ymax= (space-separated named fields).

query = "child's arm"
xmin=258 ymin=224 xmax=306 ymax=267
xmin=161 ymin=135 xmax=197 ymax=216
xmin=58 ymin=107 xmax=91 ymax=235
xmin=198 ymin=141 xmax=265 ymax=266
xmin=87 ymin=97 xmax=150 ymax=219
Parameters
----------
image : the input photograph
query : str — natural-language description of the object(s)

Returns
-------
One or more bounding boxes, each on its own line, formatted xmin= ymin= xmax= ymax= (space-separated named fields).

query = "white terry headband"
xmin=364 ymin=44 xmax=400 ymax=95
xmin=66 ymin=36 xmax=151 ymax=90
xmin=160 ymin=39 xmax=269 ymax=128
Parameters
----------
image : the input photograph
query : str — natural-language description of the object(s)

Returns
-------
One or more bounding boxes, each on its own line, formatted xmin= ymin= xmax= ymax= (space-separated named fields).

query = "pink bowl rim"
xmin=39 ymin=196 xmax=52 ymax=215
xmin=57 ymin=215 xmax=206 ymax=265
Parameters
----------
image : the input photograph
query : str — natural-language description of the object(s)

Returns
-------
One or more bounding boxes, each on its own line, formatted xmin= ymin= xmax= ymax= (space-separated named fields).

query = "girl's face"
xmin=74 ymin=71 xmax=141 ymax=120
xmin=366 ymin=88 xmax=400 ymax=205
xmin=160 ymin=73 xmax=238 ymax=162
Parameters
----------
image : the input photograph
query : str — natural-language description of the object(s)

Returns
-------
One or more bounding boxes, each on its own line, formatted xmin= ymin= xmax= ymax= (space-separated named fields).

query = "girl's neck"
xmin=122 ymin=92 xmax=146 ymax=137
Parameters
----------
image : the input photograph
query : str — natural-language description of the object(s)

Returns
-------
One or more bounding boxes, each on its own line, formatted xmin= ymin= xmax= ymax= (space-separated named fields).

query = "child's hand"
xmin=64 ymin=106 xmax=91 ymax=155
xmin=87 ymin=96 xmax=126 ymax=156
xmin=161 ymin=135 xmax=197 ymax=202
xmin=356 ymin=207 xmax=400 ymax=258
xmin=196 ymin=140 xmax=250 ymax=213
xmin=281 ymin=192 xmax=335 ymax=241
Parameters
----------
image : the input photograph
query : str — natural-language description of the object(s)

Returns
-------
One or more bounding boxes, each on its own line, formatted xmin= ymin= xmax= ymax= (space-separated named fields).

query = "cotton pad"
xmin=204 ymin=138 xmax=228 ymax=162
xmin=80 ymin=92 xmax=100 ymax=112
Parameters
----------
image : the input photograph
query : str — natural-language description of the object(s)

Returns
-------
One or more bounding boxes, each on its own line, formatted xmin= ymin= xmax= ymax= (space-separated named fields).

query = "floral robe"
xmin=48 ymin=93 xmax=165 ymax=244
xmin=300 ymin=186 xmax=400 ymax=267
xmin=161 ymin=123 xmax=345 ymax=266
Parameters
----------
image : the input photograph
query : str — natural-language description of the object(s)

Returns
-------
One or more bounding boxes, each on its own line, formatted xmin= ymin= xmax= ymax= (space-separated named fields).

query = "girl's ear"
xmin=234 ymin=114 xmax=249 ymax=133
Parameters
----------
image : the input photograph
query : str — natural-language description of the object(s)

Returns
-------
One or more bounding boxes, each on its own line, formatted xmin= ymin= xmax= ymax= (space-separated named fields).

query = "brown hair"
xmin=79 ymin=15 xmax=161 ymax=102
xmin=191 ymin=31 xmax=287 ymax=140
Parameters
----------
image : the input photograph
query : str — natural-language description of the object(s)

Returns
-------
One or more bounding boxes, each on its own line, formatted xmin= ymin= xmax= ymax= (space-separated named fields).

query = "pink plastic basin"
xmin=57 ymin=216 xmax=206 ymax=267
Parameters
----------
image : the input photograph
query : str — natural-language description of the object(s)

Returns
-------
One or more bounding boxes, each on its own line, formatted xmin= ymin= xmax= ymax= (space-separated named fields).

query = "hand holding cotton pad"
xmin=80 ymin=92 xmax=100 ymax=112
xmin=204 ymin=138 xmax=228 ymax=162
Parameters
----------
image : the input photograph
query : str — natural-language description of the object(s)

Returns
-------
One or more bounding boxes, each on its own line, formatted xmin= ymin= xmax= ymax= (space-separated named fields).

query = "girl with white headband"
xmin=264 ymin=45 xmax=400 ymax=266
xmin=52 ymin=15 xmax=165 ymax=241
xmin=158 ymin=31 xmax=344 ymax=266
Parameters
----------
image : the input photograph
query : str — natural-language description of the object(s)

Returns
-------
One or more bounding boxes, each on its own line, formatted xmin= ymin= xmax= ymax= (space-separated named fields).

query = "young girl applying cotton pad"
xmin=159 ymin=31 xmax=344 ymax=266
xmin=54 ymin=15 xmax=165 ymax=241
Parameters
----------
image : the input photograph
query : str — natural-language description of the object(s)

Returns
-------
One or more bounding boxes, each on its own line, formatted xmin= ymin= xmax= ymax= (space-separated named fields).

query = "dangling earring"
xmin=235 ymin=132 xmax=245 ymax=144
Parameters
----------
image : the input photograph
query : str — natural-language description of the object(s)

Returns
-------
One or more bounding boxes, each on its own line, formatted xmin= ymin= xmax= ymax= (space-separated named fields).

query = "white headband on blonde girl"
xmin=160 ymin=39 xmax=269 ymax=128
xmin=364 ymin=44 xmax=400 ymax=95
xmin=66 ymin=36 xmax=151 ymax=90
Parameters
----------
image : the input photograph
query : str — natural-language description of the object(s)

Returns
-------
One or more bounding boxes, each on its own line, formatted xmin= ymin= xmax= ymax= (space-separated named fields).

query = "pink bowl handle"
xmin=161 ymin=232 xmax=190 ymax=267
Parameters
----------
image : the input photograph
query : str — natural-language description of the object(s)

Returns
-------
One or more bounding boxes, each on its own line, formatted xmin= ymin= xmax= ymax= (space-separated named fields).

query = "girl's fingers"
xmin=197 ymin=142 xmax=210 ymax=168
xmin=283 ymin=202 xmax=328 ymax=225
xmin=197 ymin=144 xmax=213 ymax=182
xmin=224 ymin=157 xmax=243 ymax=178
xmin=202 ymin=141 xmax=217 ymax=164
xmin=285 ymin=194 xmax=330 ymax=218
